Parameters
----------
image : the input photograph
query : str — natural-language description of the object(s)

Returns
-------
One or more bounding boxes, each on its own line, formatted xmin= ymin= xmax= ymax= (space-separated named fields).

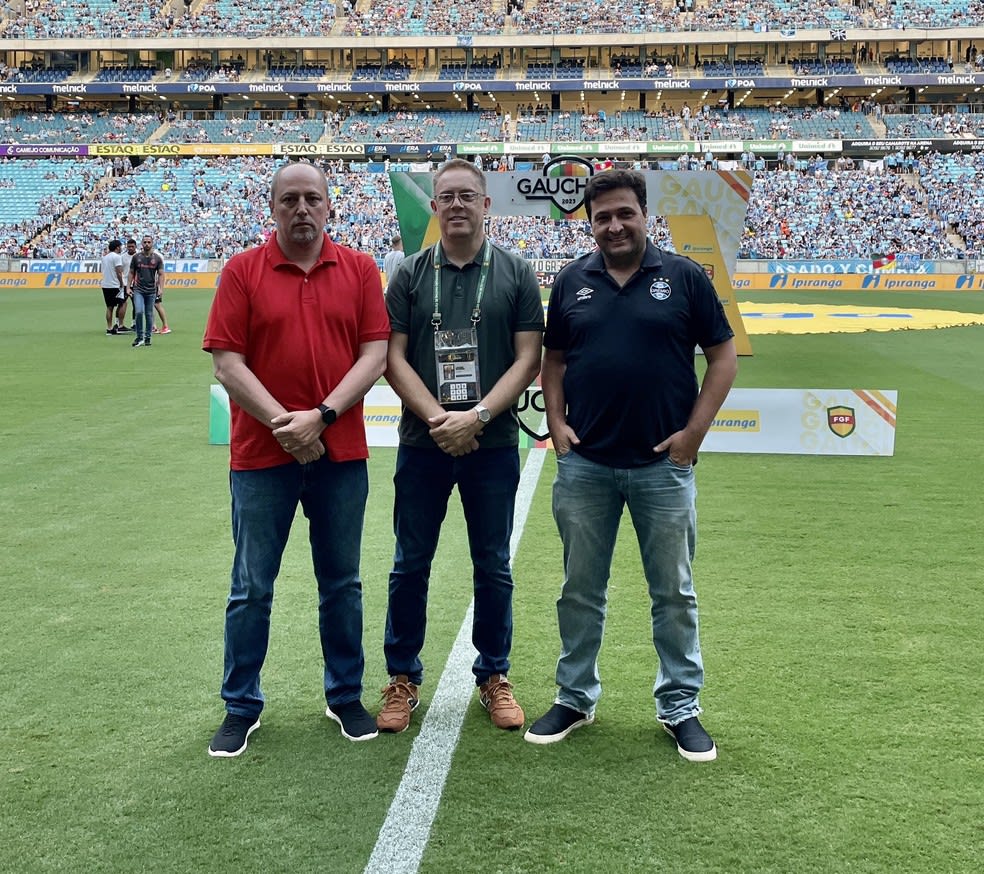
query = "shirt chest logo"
xmin=575 ymin=286 xmax=594 ymax=302
xmin=650 ymin=278 xmax=672 ymax=301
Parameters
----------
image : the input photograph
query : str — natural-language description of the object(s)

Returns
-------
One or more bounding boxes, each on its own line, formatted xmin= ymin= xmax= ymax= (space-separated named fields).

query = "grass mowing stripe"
xmin=364 ymin=448 xmax=547 ymax=874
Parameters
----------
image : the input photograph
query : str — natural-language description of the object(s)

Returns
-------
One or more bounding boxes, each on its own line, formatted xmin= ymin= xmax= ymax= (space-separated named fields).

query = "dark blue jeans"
xmin=221 ymin=457 xmax=369 ymax=719
xmin=384 ymin=445 xmax=520 ymax=687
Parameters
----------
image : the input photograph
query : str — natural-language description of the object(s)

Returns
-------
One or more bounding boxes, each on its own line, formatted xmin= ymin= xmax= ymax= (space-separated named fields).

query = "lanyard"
xmin=431 ymin=240 xmax=491 ymax=330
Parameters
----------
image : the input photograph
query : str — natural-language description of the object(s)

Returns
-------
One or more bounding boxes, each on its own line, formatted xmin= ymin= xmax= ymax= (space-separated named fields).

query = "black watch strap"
xmin=317 ymin=404 xmax=337 ymax=426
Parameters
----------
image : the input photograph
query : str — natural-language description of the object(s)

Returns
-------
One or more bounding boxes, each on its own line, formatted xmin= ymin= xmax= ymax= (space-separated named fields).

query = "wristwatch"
xmin=473 ymin=404 xmax=491 ymax=424
xmin=317 ymin=404 xmax=337 ymax=426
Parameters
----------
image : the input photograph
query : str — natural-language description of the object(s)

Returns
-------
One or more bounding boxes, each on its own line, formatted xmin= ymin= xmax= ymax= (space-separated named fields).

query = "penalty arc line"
xmin=363 ymin=446 xmax=548 ymax=874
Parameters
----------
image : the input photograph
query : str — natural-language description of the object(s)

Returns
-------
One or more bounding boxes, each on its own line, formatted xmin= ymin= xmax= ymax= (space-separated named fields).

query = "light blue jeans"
xmin=551 ymin=450 xmax=704 ymax=725
xmin=133 ymin=290 xmax=156 ymax=341
xmin=221 ymin=457 xmax=369 ymax=719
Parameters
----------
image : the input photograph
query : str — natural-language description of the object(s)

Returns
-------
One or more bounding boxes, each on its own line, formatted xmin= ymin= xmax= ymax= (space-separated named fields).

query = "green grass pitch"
xmin=1 ymin=288 xmax=982 ymax=873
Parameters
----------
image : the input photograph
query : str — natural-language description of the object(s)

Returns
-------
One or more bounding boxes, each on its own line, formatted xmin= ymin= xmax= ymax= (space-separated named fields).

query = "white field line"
xmin=364 ymin=447 xmax=548 ymax=874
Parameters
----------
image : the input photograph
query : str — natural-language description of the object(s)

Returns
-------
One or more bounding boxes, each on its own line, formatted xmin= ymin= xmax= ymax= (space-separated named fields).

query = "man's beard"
xmin=289 ymin=225 xmax=319 ymax=244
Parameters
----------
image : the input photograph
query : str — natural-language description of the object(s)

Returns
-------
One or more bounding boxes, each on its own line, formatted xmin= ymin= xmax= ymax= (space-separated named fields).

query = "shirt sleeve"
xmin=514 ymin=257 xmax=546 ymax=333
xmin=202 ymin=258 xmax=249 ymax=355
xmin=385 ymin=253 xmax=415 ymax=335
xmin=543 ymin=268 xmax=571 ymax=351
xmin=357 ymin=253 xmax=391 ymax=343
xmin=688 ymin=264 xmax=735 ymax=350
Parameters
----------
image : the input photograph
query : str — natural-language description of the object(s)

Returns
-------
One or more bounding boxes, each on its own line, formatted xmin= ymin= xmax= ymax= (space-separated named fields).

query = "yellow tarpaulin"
xmin=739 ymin=302 xmax=984 ymax=334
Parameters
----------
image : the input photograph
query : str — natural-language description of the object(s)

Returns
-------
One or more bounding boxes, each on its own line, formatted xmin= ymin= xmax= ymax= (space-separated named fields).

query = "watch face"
xmin=319 ymin=405 xmax=336 ymax=425
xmin=477 ymin=406 xmax=491 ymax=423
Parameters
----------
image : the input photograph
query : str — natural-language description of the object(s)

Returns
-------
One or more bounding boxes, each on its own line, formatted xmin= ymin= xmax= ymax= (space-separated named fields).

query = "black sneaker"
xmin=524 ymin=703 xmax=594 ymax=745
xmin=208 ymin=713 xmax=260 ymax=758
xmin=326 ymin=700 xmax=378 ymax=742
xmin=662 ymin=716 xmax=717 ymax=762
xmin=132 ymin=337 xmax=143 ymax=347
xmin=144 ymin=339 xmax=151 ymax=346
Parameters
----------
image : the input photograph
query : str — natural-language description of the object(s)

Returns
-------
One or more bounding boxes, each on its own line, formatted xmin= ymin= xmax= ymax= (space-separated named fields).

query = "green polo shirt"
xmin=386 ymin=240 xmax=544 ymax=448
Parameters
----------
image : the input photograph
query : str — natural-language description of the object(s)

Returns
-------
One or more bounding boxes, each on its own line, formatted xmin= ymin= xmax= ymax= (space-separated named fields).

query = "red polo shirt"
xmin=203 ymin=234 xmax=390 ymax=471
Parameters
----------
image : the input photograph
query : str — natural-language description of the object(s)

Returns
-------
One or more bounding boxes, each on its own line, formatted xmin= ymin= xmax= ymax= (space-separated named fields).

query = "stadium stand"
xmin=0 ymin=0 xmax=982 ymax=272
xmin=3 ymin=0 xmax=983 ymax=37
xmin=0 ymin=157 xmax=108 ymax=256
xmin=0 ymin=111 xmax=161 ymax=143
xmin=1 ymin=150 xmax=976 ymax=263
xmin=158 ymin=112 xmax=326 ymax=144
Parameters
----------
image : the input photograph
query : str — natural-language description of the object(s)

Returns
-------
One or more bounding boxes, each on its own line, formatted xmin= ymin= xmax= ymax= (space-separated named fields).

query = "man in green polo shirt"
xmin=378 ymin=159 xmax=544 ymax=734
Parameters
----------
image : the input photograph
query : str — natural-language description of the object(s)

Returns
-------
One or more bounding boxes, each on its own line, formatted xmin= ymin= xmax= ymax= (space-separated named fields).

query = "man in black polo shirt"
xmin=378 ymin=159 xmax=544 ymax=734
xmin=526 ymin=169 xmax=737 ymax=761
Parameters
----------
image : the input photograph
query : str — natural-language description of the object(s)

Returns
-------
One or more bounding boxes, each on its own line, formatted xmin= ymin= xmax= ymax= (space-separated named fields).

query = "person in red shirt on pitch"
xmin=203 ymin=161 xmax=390 ymax=756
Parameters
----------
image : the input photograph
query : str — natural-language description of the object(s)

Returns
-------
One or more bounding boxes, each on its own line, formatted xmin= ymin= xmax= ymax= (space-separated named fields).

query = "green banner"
xmin=389 ymin=172 xmax=439 ymax=256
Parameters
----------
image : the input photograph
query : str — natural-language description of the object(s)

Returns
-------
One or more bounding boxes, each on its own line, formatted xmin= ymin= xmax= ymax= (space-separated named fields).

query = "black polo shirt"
xmin=545 ymin=241 xmax=733 ymax=468
xmin=387 ymin=240 xmax=544 ymax=448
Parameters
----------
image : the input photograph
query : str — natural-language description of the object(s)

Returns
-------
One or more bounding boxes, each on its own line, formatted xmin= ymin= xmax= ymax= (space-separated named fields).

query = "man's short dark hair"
xmin=108 ymin=239 xmax=122 ymax=252
xmin=583 ymin=170 xmax=647 ymax=220
xmin=126 ymin=238 xmax=136 ymax=246
xmin=433 ymin=158 xmax=487 ymax=194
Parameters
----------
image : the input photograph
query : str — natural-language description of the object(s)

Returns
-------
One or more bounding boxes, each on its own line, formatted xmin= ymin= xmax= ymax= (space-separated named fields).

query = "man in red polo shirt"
xmin=203 ymin=161 xmax=390 ymax=757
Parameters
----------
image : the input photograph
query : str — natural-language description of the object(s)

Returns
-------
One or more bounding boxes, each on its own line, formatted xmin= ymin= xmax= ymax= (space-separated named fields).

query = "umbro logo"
xmin=576 ymin=287 xmax=593 ymax=301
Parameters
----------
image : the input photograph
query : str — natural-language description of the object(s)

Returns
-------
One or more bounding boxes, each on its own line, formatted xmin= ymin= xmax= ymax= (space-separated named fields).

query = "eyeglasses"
xmin=434 ymin=191 xmax=483 ymax=206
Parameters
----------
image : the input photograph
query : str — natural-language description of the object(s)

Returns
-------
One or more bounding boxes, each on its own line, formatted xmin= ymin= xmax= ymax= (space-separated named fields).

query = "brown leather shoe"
xmin=376 ymin=675 xmax=419 ymax=733
xmin=479 ymin=674 xmax=525 ymax=730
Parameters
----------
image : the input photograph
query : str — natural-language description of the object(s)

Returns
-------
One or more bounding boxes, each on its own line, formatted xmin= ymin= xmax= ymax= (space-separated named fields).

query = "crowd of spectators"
xmin=2 ymin=151 xmax=980 ymax=262
xmin=4 ymin=0 xmax=984 ymax=37
xmin=0 ymin=111 xmax=161 ymax=143
xmin=883 ymin=110 xmax=984 ymax=138
xmin=22 ymin=156 xmax=276 ymax=260
xmin=739 ymin=165 xmax=961 ymax=260
xmin=342 ymin=0 xmax=505 ymax=36
xmin=918 ymin=150 xmax=984 ymax=257
xmin=0 ymin=157 xmax=109 ymax=257
xmin=1 ymin=0 xmax=163 ymax=38
xmin=159 ymin=114 xmax=324 ymax=144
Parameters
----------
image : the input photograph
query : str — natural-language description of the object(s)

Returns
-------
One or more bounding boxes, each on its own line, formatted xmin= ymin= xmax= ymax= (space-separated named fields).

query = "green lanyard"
xmin=431 ymin=240 xmax=492 ymax=330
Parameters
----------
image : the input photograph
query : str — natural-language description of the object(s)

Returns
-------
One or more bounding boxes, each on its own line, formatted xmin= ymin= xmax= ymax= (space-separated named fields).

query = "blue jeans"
xmin=551 ymin=451 xmax=704 ymax=725
xmin=384 ymin=445 xmax=520 ymax=686
xmin=133 ymin=290 xmax=156 ymax=340
xmin=221 ymin=457 xmax=369 ymax=719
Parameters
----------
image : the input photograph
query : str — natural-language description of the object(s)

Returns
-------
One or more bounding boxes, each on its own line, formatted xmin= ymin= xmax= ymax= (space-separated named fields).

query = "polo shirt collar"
xmin=265 ymin=232 xmax=338 ymax=270
xmin=583 ymin=240 xmax=664 ymax=274
xmin=433 ymin=238 xmax=488 ymax=269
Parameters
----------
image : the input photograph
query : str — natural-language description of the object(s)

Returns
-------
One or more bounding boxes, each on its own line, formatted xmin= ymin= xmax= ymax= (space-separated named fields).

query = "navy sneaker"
xmin=208 ymin=713 xmax=260 ymax=758
xmin=326 ymin=700 xmax=378 ymax=742
xmin=524 ymin=703 xmax=594 ymax=744
xmin=662 ymin=716 xmax=717 ymax=762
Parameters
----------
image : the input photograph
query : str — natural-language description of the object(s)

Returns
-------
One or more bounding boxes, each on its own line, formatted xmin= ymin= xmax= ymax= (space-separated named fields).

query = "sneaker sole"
xmin=523 ymin=713 xmax=594 ymax=745
xmin=325 ymin=705 xmax=379 ymax=742
xmin=661 ymin=724 xmax=717 ymax=762
xmin=207 ymin=718 xmax=260 ymax=758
